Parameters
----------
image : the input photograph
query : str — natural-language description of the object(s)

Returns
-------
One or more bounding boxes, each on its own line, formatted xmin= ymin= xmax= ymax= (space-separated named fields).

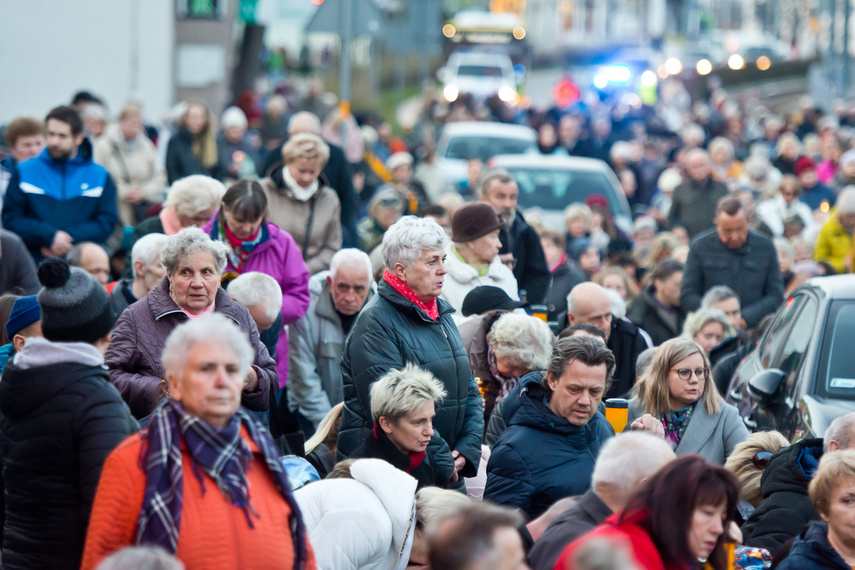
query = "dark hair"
xmin=420 ymin=204 xmax=448 ymax=218
xmin=621 ymin=455 xmax=738 ymax=570
xmin=558 ymin=323 xmax=607 ymax=341
xmin=649 ymin=258 xmax=685 ymax=284
xmin=4 ymin=117 xmax=43 ymax=148
xmin=427 ymin=502 xmax=524 ymax=570
xmin=543 ymin=335 xmax=615 ymax=393
xmin=45 ymin=106 xmax=83 ymax=137
xmin=70 ymin=91 xmax=103 ymax=107
xmin=716 ymin=195 xmax=745 ymax=218
xmin=221 ymin=180 xmax=268 ymax=222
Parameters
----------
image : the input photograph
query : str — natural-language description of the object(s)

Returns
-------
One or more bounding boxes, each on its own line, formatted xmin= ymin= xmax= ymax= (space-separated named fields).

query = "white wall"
xmin=0 ymin=0 xmax=173 ymax=125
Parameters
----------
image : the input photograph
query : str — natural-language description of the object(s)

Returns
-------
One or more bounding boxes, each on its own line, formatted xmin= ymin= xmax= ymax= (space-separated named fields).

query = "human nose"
xmin=710 ymin=517 xmax=724 ymax=536
xmin=577 ymin=390 xmax=591 ymax=407
xmin=437 ymin=260 xmax=447 ymax=275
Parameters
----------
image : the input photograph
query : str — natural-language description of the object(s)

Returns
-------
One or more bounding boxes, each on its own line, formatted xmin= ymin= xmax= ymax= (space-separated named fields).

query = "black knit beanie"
xmin=37 ymin=258 xmax=116 ymax=343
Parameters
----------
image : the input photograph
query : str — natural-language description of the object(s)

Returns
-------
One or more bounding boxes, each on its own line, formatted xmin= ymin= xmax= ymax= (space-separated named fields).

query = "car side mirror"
xmin=747 ymin=369 xmax=785 ymax=405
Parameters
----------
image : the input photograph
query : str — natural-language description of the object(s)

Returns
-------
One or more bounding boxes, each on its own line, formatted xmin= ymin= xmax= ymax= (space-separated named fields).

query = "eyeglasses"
xmin=672 ymin=367 xmax=710 ymax=381
xmin=752 ymin=451 xmax=774 ymax=469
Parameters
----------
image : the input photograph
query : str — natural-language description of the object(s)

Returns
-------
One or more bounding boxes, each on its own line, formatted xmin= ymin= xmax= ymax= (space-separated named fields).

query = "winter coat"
xmin=261 ymin=165 xmax=342 ymax=274
xmin=81 ymin=429 xmax=316 ymax=570
xmin=755 ymin=195 xmax=816 ymax=238
xmin=0 ymin=338 xmax=138 ymax=569
xmin=441 ymin=247 xmax=519 ymax=322
xmin=627 ymin=398 xmax=747 ymax=465
xmin=500 ymin=210 xmax=551 ymax=304
xmin=814 ymin=212 xmax=855 ymax=273
xmin=164 ymin=127 xmax=224 ymax=184
xmin=800 ymin=182 xmax=836 ymax=211
xmin=351 ymin=423 xmax=447 ymax=488
xmin=93 ymin=123 xmax=167 ymax=225
xmin=108 ymin=277 xmax=137 ymax=317
xmin=336 ymin=280 xmax=484 ymax=479
xmin=105 ymin=277 xmax=277 ymax=419
xmin=288 ymin=272 xmax=372 ymax=427
xmin=0 ymin=343 xmax=12 ymax=376
xmin=528 ymin=489 xmax=612 ymax=570
xmin=203 ymin=218 xmax=311 ymax=386
xmin=295 ymin=458 xmax=416 ymax=570
xmin=459 ymin=310 xmax=507 ymax=423
xmin=1 ymin=140 xmax=119 ymax=261
xmin=668 ymin=176 xmax=729 ymax=238
xmin=742 ymin=438 xmax=823 ymax=552
xmin=0 ymin=229 xmax=38 ymax=295
xmin=605 ymin=317 xmax=651 ymax=399
xmin=484 ymin=373 xmax=614 ymax=519
xmin=680 ymin=228 xmax=784 ymax=328
xmin=775 ymin=522 xmax=851 ymax=570
xmin=626 ymin=286 xmax=686 ymax=346
xmin=544 ymin=259 xmax=587 ymax=322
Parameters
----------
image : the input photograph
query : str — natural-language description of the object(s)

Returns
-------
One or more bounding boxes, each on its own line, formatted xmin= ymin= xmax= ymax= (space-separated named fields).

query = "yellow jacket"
xmin=814 ymin=212 xmax=854 ymax=273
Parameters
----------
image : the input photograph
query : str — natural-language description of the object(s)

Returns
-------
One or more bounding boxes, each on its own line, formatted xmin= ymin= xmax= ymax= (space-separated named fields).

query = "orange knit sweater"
xmin=81 ymin=429 xmax=316 ymax=570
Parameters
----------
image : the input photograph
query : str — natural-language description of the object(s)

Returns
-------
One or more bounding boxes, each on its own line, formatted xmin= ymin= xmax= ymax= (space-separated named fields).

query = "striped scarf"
xmin=136 ymin=399 xmax=308 ymax=568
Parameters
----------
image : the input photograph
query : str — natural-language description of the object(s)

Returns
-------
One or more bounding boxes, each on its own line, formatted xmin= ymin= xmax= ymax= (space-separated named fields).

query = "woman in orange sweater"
xmin=82 ymin=313 xmax=315 ymax=570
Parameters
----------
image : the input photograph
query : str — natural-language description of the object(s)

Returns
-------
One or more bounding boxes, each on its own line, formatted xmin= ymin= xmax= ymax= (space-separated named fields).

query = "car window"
xmin=775 ymin=295 xmax=818 ymax=395
xmin=445 ymin=137 xmax=534 ymax=161
xmin=818 ymin=302 xmax=855 ymax=400
xmin=456 ymin=64 xmax=505 ymax=78
xmin=507 ymin=167 xmax=621 ymax=213
xmin=758 ymin=295 xmax=806 ymax=368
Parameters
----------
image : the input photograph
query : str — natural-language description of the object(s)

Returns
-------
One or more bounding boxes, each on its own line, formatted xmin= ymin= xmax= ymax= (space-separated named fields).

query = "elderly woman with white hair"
xmin=109 ymin=232 xmax=169 ymax=316
xmin=83 ymin=314 xmax=315 ymax=569
xmin=106 ymin=227 xmax=278 ymax=419
xmin=682 ymin=307 xmax=736 ymax=355
xmin=218 ymin=106 xmax=261 ymax=182
xmin=261 ymin=133 xmax=341 ymax=274
xmin=337 ymin=216 xmax=485 ymax=487
xmin=814 ymin=186 xmax=855 ymax=273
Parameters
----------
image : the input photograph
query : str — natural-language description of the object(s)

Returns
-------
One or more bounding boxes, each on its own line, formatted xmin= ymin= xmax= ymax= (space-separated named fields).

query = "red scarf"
xmin=549 ymin=251 xmax=568 ymax=273
xmin=223 ymin=222 xmax=260 ymax=250
xmin=373 ymin=423 xmax=426 ymax=474
xmin=383 ymin=269 xmax=439 ymax=321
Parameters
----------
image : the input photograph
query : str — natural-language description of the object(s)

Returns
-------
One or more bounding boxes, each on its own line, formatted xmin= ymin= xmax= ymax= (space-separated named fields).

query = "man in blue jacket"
xmin=2 ymin=106 xmax=118 ymax=262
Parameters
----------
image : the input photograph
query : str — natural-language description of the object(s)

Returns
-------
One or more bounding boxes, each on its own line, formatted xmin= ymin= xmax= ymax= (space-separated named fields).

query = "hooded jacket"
xmin=295 ymin=458 xmax=417 ymax=570
xmin=441 ymin=246 xmax=519 ymax=322
xmin=1 ymin=140 xmax=119 ymax=260
xmin=484 ymin=373 xmax=614 ymax=519
xmin=742 ymin=438 xmax=823 ymax=552
xmin=0 ymin=337 xmax=138 ymax=569
xmin=775 ymin=522 xmax=851 ymax=570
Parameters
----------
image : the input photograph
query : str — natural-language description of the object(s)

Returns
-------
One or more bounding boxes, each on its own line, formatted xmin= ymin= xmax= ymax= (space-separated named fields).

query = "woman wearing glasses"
xmin=626 ymin=336 xmax=748 ymax=464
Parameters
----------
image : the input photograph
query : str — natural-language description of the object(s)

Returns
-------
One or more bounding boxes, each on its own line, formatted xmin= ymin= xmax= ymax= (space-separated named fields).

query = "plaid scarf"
xmin=661 ymin=405 xmax=694 ymax=450
xmin=218 ymin=214 xmax=267 ymax=272
xmin=136 ymin=399 xmax=308 ymax=568
xmin=487 ymin=345 xmax=520 ymax=399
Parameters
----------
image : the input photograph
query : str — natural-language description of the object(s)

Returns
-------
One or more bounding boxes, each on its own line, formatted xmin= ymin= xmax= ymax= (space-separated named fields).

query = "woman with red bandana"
xmin=336 ymin=216 xmax=484 ymax=488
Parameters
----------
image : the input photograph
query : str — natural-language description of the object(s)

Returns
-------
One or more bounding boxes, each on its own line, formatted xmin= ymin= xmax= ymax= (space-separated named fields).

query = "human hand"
xmin=629 ymin=413 xmax=665 ymax=437
xmin=739 ymin=318 xmax=748 ymax=331
xmin=244 ymin=366 xmax=259 ymax=391
xmin=452 ymin=450 xmax=466 ymax=473
xmin=126 ymin=188 xmax=144 ymax=204
xmin=50 ymin=231 xmax=73 ymax=257
xmin=726 ymin=521 xmax=743 ymax=544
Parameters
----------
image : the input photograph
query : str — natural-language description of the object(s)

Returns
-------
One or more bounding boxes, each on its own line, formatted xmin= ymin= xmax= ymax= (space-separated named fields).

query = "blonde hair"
xmin=563 ymin=203 xmax=593 ymax=231
xmin=181 ymin=100 xmax=218 ymax=168
xmin=282 ymin=133 xmax=330 ymax=166
xmin=416 ymin=487 xmax=471 ymax=527
xmin=810 ymin=449 xmax=855 ymax=516
xmin=304 ymin=402 xmax=344 ymax=455
xmin=724 ymin=431 xmax=789 ymax=504
xmin=370 ymin=364 xmax=447 ymax=421
xmin=682 ymin=308 xmax=736 ymax=340
xmin=635 ymin=337 xmax=723 ymax=417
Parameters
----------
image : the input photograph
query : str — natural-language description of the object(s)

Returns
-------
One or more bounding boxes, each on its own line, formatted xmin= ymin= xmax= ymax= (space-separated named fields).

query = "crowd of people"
xmin=0 ymin=73 xmax=854 ymax=570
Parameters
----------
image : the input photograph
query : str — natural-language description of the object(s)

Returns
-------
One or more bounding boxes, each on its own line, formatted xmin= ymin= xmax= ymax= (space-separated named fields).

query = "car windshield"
xmin=818 ymin=301 xmax=855 ymax=400
xmin=456 ymin=64 xmax=505 ymax=78
xmin=505 ymin=166 xmax=622 ymax=212
xmin=444 ymin=137 xmax=534 ymax=161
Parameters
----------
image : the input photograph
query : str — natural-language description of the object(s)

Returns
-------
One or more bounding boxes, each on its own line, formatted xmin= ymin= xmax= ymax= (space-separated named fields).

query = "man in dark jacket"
xmin=669 ymin=148 xmax=728 ymax=238
xmin=480 ymin=171 xmax=551 ymax=304
xmin=680 ymin=196 xmax=784 ymax=328
xmin=0 ymin=229 xmax=39 ymax=295
xmin=484 ymin=336 xmax=616 ymax=519
xmin=627 ymin=259 xmax=686 ymax=346
xmin=2 ymin=106 xmax=119 ymax=262
xmin=0 ymin=258 xmax=137 ymax=568
xmin=337 ymin=216 xmax=484 ymax=484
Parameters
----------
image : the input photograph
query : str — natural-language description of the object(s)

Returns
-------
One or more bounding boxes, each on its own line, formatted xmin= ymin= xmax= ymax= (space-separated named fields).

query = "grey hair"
xmin=227 ymin=272 xmax=283 ymax=322
xmin=164 ymin=175 xmax=227 ymax=219
xmin=773 ymin=237 xmax=795 ymax=264
xmin=633 ymin=216 xmax=657 ymax=234
xmin=591 ymin=432 xmax=675 ymax=490
xmin=682 ymin=307 xmax=736 ymax=339
xmin=131 ymin=233 xmax=169 ymax=279
xmin=369 ymin=363 xmax=447 ymax=421
xmin=544 ymin=335 xmax=616 ymax=392
xmin=681 ymin=122 xmax=705 ymax=145
xmin=66 ymin=242 xmax=106 ymax=268
xmin=489 ymin=313 xmax=554 ymax=371
xmin=161 ymin=313 xmax=255 ymax=383
xmin=635 ymin=347 xmax=657 ymax=378
xmin=609 ymin=140 xmax=633 ymax=163
xmin=415 ymin=486 xmax=471 ymax=528
xmin=604 ymin=288 xmax=626 ymax=319
xmin=478 ymin=169 xmax=515 ymax=199
xmin=563 ymin=203 xmax=593 ymax=229
xmin=709 ymin=136 xmax=735 ymax=160
xmin=837 ymin=187 xmax=855 ymax=215
xmin=287 ymin=111 xmax=322 ymax=135
xmin=160 ymin=226 xmax=228 ymax=277
xmin=95 ymin=546 xmax=184 ymax=570
xmin=824 ymin=413 xmax=855 ymax=452
xmin=382 ymin=215 xmax=448 ymax=269
xmin=701 ymin=285 xmax=739 ymax=309
xmin=330 ymin=248 xmax=373 ymax=282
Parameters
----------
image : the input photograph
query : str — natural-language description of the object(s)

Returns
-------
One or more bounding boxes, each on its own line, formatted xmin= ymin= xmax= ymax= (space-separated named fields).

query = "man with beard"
xmin=479 ymin=170 xmax=550 ymax=304
xmin=2 ymin=106 xmax=118 ymax=262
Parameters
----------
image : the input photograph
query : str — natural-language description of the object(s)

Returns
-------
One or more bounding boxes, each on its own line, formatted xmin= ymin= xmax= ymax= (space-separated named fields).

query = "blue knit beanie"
xmin=5 ymin=296 xmax=40 ymax=340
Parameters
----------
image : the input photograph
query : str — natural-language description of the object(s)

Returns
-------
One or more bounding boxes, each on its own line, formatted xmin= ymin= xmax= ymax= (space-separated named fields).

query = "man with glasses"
xmin=680 ymin=195 xmax=783 ymax=329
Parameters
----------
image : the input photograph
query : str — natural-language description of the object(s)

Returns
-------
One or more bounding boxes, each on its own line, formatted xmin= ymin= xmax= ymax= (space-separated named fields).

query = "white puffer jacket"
xmin=440 ymin=246 xmax=519 ymax=322
xmin=295 ymin=459 xmax=418 ymax=570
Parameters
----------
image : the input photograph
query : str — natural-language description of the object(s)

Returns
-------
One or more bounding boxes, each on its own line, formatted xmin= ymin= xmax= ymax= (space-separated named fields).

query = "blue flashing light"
xmin=513 ymin=63 xmax=526 ymax=78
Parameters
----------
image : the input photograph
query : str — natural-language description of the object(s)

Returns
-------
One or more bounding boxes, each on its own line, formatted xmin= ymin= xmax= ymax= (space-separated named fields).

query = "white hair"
xmin=382 ymin=216 xmax=448 ymax=269
xmin=131 ymin=233 xmax=169 ymax=279
xmin=591 ymin=432 xmax=675 ymax=490
xmin=773 ymin=237 xmax=795 ymax=264
xmin=824 ymin=413 xmax=855 ymax=452
xmin=227 ymin=272 xmax=283 ymax=322
xmin=160 ymin=227 xmax=228 ymax=277
xmin=162 ymin=313 xmax=254 ymax=381
xmin=490 ymin=313 xmax=554 ymax=371
xmin=609 ymin=141 xmax=633 ymax=163
xmin=330 ymin=248 xmax=373 ymax=282
xmin=604 ymin=288 xmax=626 ymax=319
xmin=709 ymin=136 xmax=735 ymax=160
xmin=657 ymin=168 xmax=683 ymax=194
xmin=633 ymin=216 xmax=657 ymax=234
xmin=164 ymin=175 xmax=226 ymax=218
xmin=220 ymin=106 xmax=248 ymax=130
xmin=95 ymin=546 xmax=184 ymax=570
xmin=681 ymin=122 xmax=705 ymax=145
xmin=370 ymin=363 xmax=447 ymax=421
xmin=287 ymin=111 xmax=322 ymax=135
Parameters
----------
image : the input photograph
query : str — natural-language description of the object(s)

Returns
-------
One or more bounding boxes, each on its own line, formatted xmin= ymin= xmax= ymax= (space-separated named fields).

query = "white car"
xmin=435 ymin=121 xmax=536 ymax=188
xmin=438 ymin=52 xmax=518 ymax=104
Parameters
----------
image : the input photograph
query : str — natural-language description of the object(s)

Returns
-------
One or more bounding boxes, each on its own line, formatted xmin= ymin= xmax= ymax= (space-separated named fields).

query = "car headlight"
xmin=498 ymin=86 xmax=516 ymax=102
xmin=443 ymin=84 xmax=459 ymax=102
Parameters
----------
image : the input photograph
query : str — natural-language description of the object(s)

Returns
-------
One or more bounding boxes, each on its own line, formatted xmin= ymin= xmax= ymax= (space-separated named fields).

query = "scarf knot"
xmin=661 ymin=404 xmax=694 ymax=450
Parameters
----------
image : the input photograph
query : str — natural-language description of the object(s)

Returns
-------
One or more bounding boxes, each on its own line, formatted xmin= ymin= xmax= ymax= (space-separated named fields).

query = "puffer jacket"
xmin=814 ymin=212 xmax=854 ymax=274
xmin=295 ymin=459 xmax=417 ymax=570
xmin=337 ymin=280 xmax=484 ymax=478
xmin=742 ymin=438 xmax=823 ymax=552
xmin=105 ymin=277 xmax=277 ymax=419
xmin=0 ymin=338 xmax=138 ymax=569
xmin=775 ymin=522 xmax=851 ymax=570
xmin=440 ymin=247 xmax=519 ymax=322
xmin=484 ymin=373 xmax=614 ymax=519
